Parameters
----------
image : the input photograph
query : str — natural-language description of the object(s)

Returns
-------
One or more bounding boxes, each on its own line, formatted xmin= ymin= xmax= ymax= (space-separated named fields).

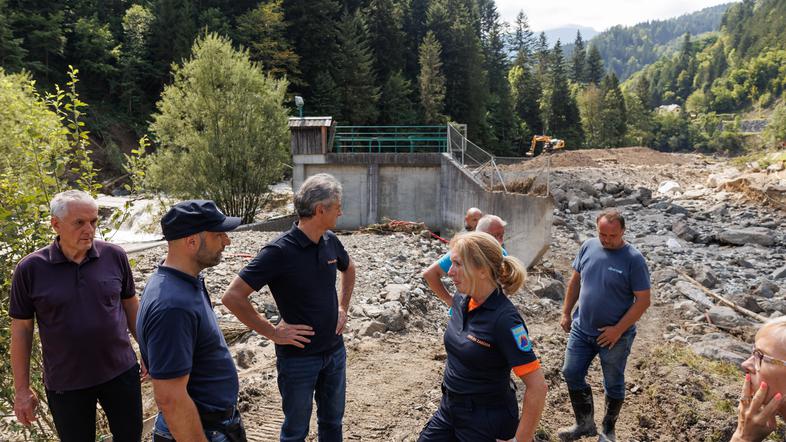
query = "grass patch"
xmin=651 ymin=343 xmax=740 ymax=379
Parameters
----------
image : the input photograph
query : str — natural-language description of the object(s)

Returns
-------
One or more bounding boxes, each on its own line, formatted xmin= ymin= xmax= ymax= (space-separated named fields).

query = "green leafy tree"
xmin=332 ymin=11 xmax=380 ymax=124
xmin=147 ymin=33 xmax=290 ymax=222
xmin=479 ymin=0 xmax=515 ymax=152
xmin=10 ymin=7 xmax=66 ymax=82
xmin=418 ymin=31 xmax=446 ymax=124
xmin=310 ymin=71 xmax=341 ymax=117
xmin=508 ymin=62 xmax=542 ymax=147
xmin=764 ymin=100 xmax=786 ymax=146
xmin=119 ymin=4 xmax=154 ymax=116
xmin=0 ymin=66 xmax=104 ymax=440
xmin=235 ymin=0 xmax=302 ymax=84
xmin=70 ymin=16 xmax=119 ymax=96
xmin=624 ymin=91 xmax=654 ymax=146
xmin=150 ymin=0 xmax=197 ymax=81
xmin=578 ymin=84 xmax=603 ymax=147
xmin=380 ymin=70 xmax=417 ymax=124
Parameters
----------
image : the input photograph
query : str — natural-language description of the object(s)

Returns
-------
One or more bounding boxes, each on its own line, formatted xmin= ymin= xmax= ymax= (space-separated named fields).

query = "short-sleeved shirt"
xmin=9 ymin=239 xmax=137 ymax=391
xmin=137 ymin=266 xmax=238 ymax=414
xmin=437 ymin=248 xmax=508 ymax=273
xmin=571 ymin=238 xmax=651 ymax=337
xmin=443 ymin=289 xmax=540 ymax=395
xmin=239 ymin=223 xmax=350 ymax=358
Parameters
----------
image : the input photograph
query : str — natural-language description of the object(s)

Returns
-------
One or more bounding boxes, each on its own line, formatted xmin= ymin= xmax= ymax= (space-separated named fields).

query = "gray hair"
xmin=476 ymin=214 xmax=507 ymax=233
xmin=50 ymin=190 xmax=97 ymax=219
xmin=294 ymin=173 xmax=342 ymax=218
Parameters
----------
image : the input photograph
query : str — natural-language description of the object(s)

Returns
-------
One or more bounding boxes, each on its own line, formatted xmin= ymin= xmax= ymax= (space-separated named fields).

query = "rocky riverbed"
xmin=123 ymin=147 xmax=785 ymax=441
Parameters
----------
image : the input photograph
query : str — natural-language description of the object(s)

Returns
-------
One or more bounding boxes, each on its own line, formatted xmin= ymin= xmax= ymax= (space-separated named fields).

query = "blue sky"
xmin=495 ymin=0 xmax=738 ymax=32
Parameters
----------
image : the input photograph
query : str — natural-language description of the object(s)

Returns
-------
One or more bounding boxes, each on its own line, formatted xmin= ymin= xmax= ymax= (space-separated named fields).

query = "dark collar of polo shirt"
xmin=156 ymin=264 xmax=204 ymax=289
xmin=47 ymin=237 xmax=100 ymax=264
xmin=289 ymin=222 xmax=329 ymax=248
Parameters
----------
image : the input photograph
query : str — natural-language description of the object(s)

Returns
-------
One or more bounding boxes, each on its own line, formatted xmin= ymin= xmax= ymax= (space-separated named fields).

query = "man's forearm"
xmin=423 ymin=266 xmax=452 ymax=305
xmin=561 ymin=275 xmax=581 ymax=316
xmin=122 ymin=297 xmax=141 ymax=341
xmin=10 ymin=320 xmax=34 ymax=392
xmin=223 ymin=292 xmax=277 ymax=339
xmin=160 ymin=395 xmax=208 ymax=441
xmin=339 ymin=262 xmax=356 ymax=310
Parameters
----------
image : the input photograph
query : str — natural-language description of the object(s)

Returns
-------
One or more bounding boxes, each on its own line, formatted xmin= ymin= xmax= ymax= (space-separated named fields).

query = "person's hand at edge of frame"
xmin=732 ymin=374 xmax=782 ymax=442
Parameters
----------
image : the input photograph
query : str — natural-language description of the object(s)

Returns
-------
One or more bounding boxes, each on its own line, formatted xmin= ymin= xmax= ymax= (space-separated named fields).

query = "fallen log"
xmin=675 ymin=269 xmax=768 ymax=323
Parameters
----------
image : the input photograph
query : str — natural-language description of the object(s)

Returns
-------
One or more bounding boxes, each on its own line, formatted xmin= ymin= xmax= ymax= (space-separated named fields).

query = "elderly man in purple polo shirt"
xmin=9 ymin=190 xmax=143 ymax=442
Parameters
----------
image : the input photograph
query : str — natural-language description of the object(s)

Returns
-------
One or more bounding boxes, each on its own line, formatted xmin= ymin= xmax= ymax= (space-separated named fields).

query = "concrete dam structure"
xmin=289 ymin=118 xmax=553 ymax=268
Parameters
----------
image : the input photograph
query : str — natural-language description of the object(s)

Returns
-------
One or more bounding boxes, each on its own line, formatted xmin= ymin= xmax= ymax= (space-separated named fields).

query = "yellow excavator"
xmin=528 ymin=135 xmax=565 ymax=157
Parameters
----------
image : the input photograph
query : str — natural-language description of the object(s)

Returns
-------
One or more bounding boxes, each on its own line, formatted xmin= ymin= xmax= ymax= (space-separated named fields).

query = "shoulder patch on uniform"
xmin=510 ymin=324 xmax=532 ymax=352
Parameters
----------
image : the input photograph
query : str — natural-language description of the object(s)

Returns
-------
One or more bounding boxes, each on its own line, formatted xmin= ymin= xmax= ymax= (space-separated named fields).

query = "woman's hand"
xmin=732 ymin=373 xmax=783 ymax=442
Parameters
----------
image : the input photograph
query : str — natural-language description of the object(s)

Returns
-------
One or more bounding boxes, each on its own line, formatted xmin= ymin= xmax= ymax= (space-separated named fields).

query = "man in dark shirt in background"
xmin=223 ymin=173 xmax=356 ymax=442
xmin=9 ymin=189 xmax=143 ymax=441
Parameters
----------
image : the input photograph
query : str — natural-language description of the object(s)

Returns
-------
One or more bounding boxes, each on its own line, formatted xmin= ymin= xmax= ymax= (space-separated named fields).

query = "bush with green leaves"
xmin=0 ymin=66 xmax=100 ymax=439
xmin=147 ymin=32 xmax=290 ymax=223
xmin=764 ymin=100 xmax=786 ymax=147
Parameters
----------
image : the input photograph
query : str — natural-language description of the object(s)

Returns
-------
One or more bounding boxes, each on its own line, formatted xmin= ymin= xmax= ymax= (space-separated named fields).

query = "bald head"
xmin=476 ymin=214 xmax=506 ymax=244
xmin=464 ymin=207 xmax=483 ymax=231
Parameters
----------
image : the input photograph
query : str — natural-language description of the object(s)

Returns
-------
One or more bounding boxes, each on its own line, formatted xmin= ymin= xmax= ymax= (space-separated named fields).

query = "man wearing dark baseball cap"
xmin=137 ymin=200 xmax=247 ymax=441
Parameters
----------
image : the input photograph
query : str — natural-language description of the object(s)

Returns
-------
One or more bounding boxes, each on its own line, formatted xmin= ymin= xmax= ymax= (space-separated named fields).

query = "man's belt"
xmin=199 ymin=406 xmax=236 ymax=428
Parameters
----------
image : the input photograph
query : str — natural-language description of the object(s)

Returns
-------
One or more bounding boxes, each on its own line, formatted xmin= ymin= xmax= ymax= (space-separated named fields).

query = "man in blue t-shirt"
xmin=222 ymin=173 xmax=356 ymax=442
xmin=557 ymin=209 xmax=651 ymax=442
xmin=137 ymin=200 xmax=246 ymax=441
xmin=422 ymin=214 xmax=507 ymax=304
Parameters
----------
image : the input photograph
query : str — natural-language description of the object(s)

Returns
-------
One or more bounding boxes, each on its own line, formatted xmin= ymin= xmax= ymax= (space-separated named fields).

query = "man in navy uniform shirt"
xmin=137 ymin=200 xmax=246 ymax=441
xmin=558 ymin=209 xmax=651 ymax=442
xmin=223 ymin=173 xmax=356 ymax=442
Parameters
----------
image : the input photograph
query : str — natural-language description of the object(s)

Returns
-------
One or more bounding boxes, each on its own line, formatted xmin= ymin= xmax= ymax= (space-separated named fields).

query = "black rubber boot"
xmin=598 ymin=395 xmax=624 ymax=442
xmin=557 ymin=387 xmax=598 ymax=441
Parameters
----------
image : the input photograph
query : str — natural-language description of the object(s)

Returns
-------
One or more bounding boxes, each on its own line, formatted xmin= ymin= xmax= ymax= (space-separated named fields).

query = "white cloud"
xmin=495 ymin=0 xmax=737 ymax=32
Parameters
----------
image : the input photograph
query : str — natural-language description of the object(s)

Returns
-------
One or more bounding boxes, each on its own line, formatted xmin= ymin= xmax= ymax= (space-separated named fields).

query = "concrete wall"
xmin=440 ymin=154 xmax=553 ymax=268
xmin=291 ymin=152 xmax=553 ymax=267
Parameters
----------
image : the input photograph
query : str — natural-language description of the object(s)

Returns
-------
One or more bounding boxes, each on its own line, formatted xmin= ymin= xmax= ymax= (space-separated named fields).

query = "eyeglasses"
xmin=752 ymin=349 xmax=786 ymax=372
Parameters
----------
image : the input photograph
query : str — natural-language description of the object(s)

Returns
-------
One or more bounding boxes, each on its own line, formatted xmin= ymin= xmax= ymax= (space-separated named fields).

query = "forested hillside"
xmin=627 ymin=0 xmax=786 ymax=113
xmin=565 ymin=3 xmax=731 ymax=81
xmin=0 ymin=0 xmax=784 ymax=163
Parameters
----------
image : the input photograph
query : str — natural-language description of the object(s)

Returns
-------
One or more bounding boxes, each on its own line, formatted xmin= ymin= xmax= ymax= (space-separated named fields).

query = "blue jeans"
xmin=277 ymin=344 xmax=346 ymax=442
xmin=153 ymin=408 xmax=244 ymax=441
xmin=562 ymin=326 xmax=636 ymax=399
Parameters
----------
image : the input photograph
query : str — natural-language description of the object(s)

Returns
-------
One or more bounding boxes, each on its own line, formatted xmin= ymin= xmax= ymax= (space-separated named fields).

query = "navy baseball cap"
xmin=161 ymin=200 xmax=242 ymax=241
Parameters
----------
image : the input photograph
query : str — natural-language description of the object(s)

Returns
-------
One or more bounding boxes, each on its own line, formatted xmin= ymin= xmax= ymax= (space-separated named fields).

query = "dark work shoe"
xmin=557 ymin=387 xmax=598 ymax=441
xmin=598 ymin=395 xmax=624 ymax=442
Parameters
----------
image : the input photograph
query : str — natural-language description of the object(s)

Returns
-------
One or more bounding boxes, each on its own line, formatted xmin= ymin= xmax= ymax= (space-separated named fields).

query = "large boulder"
xmin=718 ymin=227 xmax=776 ymax=247
xmin=707 ymin=306 xmax=748 ymax=330
xmin=690 ymin=333 xmax=749 ymax=366
xmin=378 ymin=301 xmax=408 ymax=332
xmin=532 ymin=279 xmax=565 ymax=301
xmin=672 ymin=219 xmax=698 ymax=242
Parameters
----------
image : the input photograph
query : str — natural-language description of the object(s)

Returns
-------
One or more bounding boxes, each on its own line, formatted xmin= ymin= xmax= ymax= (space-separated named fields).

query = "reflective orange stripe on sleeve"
xmin=512 ymin=359 xmax=541 ymax=377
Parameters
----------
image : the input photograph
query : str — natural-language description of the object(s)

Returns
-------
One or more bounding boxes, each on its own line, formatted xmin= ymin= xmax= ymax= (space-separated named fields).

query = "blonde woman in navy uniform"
xmin=419 ymin=231 xmax=548 ymax=442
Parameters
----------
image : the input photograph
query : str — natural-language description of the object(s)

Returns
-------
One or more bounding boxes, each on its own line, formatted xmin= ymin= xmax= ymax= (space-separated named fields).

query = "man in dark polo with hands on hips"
xmin=223 ymin=173 xmax=356 ymax=442
xmin=137 ymin=200 xmax=246 ymax=441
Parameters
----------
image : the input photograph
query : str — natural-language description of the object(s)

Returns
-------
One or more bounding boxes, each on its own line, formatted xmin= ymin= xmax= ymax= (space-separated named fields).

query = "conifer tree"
xmin=571 ymin=31 xmax=586 ymax=83
xmin=402 ymin=0 xmax=430 ymax=82
xmin=332 ymin=11 xmax=380 ymax=124
xmin=0 ymin=0 xmax=25 ymax=70
xmin=509 ymin=63 xmax=543 ymax=151
xmin=310 ymin=71 xmax=341 ymax=117
xmin=585 ymin=44 xmax=604 ymax=85
xmin=511 ymin=10 xmax=534 ymax=63
xmin=365 ymin=0 xmax=405 ymax=81
xmin=546 ymin=41 xmax=583 ymax=146
xmin=479 ymin=0 xmax=515 ymax=151
xmin=120 ymin=4 xmax=154 ymax=115
xmin=380 ymin=70 xmax=417 ymax=124
xmin=151 ymin=0 xmax=197 ymax=81
xmin=236 ymin=0 xmax=301 ymax=84
xmin=600 ymin=72 xmax=627 ymax=146
xmin=418 ymin=31 xmax=446 ymax=123
xmin=283 ymin=0 xmax=341 ymax=97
